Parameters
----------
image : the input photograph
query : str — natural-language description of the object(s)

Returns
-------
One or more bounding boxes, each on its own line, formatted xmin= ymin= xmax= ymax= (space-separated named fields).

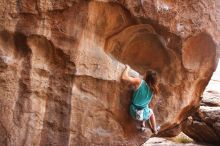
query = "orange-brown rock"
xmin=0 ymin=0 xmax=219 ymax=146
xmin=182 ymin=64 xmax=220 ymax=145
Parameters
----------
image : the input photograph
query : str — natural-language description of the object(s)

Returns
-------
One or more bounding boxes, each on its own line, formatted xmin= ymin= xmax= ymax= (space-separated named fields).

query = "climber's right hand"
xmin=125 ymin=64 xmax=130 ymax=70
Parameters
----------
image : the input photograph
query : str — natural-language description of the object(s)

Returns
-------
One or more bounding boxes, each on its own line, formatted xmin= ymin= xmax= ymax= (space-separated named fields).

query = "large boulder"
xmin=0 ymin=0 xmax=219 ymax=145
xmin=182 ymin=64 xmax=220 ymax=145
xmin=183 ymin=105 xmax=220 ymax=145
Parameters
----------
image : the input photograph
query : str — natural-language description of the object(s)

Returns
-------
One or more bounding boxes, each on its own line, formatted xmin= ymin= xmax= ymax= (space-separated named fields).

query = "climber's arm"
xmin=121 ymin=65 xmax=132 ymax=81
xmin=121 ymin=65 xmax=141 ymax=89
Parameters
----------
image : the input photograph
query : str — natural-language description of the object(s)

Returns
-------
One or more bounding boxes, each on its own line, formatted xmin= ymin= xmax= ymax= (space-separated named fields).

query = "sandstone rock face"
xmin=0 ymin=0 xmax=219 ymax=146
xmin=182 ymin=61 xmax=220 ymax=145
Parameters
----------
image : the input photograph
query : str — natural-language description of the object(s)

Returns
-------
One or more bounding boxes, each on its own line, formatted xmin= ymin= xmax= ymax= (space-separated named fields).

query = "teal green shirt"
xmin=130 ymin=80 xmax=153 ymax=120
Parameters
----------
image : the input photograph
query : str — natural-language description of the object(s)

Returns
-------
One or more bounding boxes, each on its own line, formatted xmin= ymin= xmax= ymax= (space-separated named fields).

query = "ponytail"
xmin=149 ymin=83 xmax=159 ymax=95
xmin=144 ymin=70 xmax=159 ymax=95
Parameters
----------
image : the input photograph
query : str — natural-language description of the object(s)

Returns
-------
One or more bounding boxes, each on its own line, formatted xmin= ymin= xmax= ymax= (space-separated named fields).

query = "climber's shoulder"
xmin=129 ymin=77 xmax=141 ymax=89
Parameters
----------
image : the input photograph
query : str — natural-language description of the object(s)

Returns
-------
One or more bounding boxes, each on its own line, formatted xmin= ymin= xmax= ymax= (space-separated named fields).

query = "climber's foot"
xmin=136 ymin=125 xmax=142 ymax=130
xmin=136 ymin=124 xmax=147 ymax=132
xmin=141 ymin=126 xmax=147 ymax=132
xmin=152 ymin=126 xmax=160 ymax=135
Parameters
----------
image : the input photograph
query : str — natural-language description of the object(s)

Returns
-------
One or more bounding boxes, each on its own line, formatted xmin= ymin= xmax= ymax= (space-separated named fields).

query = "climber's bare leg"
xmin=149 ymin=110 xmax=158 ymax=134
xmin=141 ymin=120 xmax=146 ymax=127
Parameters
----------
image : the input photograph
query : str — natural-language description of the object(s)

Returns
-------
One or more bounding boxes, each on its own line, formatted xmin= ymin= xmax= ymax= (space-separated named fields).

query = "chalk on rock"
xmin=128 ymin=68 xmax=140 ymax=78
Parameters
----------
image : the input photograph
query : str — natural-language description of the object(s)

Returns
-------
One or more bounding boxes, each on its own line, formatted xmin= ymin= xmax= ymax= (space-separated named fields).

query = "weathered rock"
xmin=183 ymin=107 xmax=220 ymax=145
xmin=183 ymin=65 xmax=220 ymax=145
xmin=0 ymin=0 xmax=219 ymax=146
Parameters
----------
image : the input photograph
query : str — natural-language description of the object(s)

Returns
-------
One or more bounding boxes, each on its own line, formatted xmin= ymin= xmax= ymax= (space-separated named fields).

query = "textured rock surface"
xmin=0 ymin=0 xmax=219 ymax=146
xmin=183 ymin=60 xmax=220 ymax=145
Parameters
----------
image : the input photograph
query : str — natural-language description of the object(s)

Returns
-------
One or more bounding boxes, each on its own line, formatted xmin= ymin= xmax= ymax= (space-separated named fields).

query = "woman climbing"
xmin=122 ymin=65 xmax=160 ymax=134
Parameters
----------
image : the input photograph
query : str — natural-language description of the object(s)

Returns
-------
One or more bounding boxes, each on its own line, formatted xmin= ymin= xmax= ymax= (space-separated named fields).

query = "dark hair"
xmin=144 ymin=70 xmax=159 ymax=95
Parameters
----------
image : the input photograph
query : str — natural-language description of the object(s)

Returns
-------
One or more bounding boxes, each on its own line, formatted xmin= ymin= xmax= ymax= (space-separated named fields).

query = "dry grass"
xmin=172 ymin=132 xmax=194 ymax=143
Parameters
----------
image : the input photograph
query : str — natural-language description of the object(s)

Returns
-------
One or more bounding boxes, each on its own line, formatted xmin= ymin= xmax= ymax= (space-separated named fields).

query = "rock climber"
xmin=122 ymin=65 xmax=160 ymax=134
